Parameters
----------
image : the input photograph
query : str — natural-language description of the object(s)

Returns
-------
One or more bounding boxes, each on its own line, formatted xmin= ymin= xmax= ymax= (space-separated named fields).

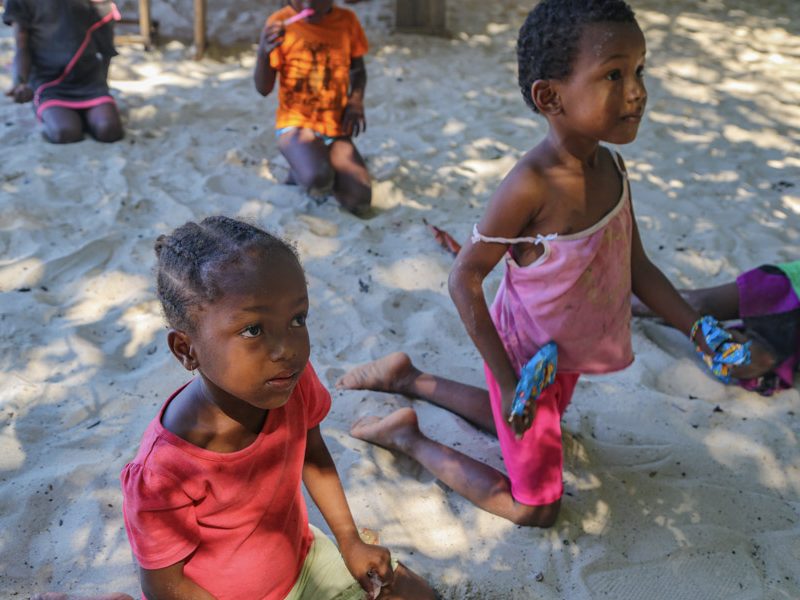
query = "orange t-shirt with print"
xmin=267 ymin=5 xmax=368 ymax=138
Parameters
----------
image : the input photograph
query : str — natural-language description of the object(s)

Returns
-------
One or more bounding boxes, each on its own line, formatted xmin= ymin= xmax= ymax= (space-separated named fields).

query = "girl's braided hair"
xmin=154 ymin=216 xmax=298 ymax=331
xmin=518 ymin=0 xmax=637 ymax=113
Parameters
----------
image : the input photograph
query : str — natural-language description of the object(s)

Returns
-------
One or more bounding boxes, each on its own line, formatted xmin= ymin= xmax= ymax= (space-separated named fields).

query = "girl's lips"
xmin=266 ymin=372 xmax=298 ymax=389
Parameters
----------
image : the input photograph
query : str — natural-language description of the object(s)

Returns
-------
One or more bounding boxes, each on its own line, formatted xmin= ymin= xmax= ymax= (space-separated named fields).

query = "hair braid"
xmin=153 ymin=216 xmax=299 ymax=331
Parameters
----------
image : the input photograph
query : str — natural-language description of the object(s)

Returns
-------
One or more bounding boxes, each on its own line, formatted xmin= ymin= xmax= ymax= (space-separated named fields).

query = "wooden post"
xmin=193 ymin=0 xmax=207 ymax=59
xmin=138 ymin=0 xmax=152 ymax=49
xmin=396 ymin=0 xmax=447 ymax=35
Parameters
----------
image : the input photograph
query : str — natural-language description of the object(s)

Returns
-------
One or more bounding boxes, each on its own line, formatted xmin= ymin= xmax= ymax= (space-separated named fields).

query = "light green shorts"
xmin=285 ymin=525 xmax=372 ymax=600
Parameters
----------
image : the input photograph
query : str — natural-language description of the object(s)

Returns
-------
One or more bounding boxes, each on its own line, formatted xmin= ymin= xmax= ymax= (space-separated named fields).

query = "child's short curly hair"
xmin=518 ymin=0 xmax=637 ymax=113
xmin=154 ymin=216 xmax=299 ymax=332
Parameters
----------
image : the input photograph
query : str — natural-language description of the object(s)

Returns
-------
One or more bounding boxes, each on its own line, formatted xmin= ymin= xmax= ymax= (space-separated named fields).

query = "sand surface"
xmin=1 ymin=1 xmax=799 ymax=598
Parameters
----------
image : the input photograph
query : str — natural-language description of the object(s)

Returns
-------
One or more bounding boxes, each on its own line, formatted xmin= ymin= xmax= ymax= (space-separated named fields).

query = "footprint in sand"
xmin=582 ymin=546 xmax=762 ymax=600
xmin=204 ymin=172 xmax=268 ymax=198
xmin=381 ymin=292 xmax=428 ymax=323
xmin=577 ymin=438 xmax=674 ymax=473
xmin=42 ymin=235 xmax=122 ymax=289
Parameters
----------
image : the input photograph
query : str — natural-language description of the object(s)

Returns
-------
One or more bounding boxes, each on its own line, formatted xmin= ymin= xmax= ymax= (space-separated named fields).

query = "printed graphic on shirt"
xmin=268 ymin=6 xmax=368 ymax=137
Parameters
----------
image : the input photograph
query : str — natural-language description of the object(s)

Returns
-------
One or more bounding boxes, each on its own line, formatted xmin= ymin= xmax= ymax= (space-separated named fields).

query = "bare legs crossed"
xmin=337 ymin=353 xmax=560 ymax=527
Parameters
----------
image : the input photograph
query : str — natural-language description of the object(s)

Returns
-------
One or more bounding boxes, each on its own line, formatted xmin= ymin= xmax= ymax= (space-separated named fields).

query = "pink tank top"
xmin=476 ymin=151 xmax=634 ymax=375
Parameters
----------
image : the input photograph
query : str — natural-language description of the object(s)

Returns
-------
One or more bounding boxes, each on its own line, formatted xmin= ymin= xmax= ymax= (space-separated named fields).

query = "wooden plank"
xmin=138 ymin=0 xmax=152 ymax=49
xmin=193 ymin=0 xmax=207 ymax=59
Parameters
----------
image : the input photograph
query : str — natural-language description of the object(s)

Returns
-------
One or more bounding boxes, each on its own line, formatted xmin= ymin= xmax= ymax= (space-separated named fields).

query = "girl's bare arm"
xmin=629 ymin=203 xmax=700 ymax=336
xmin=449 ymin=166 xmax=540 ymax=412
xmin=303 ymin=426 xmax=394 ymax=591
xmin=6 ymin=23 xmax=33 ymax=102
xmin=254 ymin=22 xmax=282 ymax=96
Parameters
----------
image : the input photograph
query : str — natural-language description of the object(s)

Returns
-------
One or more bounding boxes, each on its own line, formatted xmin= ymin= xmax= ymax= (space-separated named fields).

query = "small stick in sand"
xmin=423 ymin=218 xmax=462 ymax=256
xmin=283 ymin=8 xmax=314 ymax=26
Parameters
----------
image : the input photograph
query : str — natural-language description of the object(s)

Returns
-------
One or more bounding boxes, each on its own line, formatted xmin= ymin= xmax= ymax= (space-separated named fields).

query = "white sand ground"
xmin=1 ymin=0 xmax=799 ymax=598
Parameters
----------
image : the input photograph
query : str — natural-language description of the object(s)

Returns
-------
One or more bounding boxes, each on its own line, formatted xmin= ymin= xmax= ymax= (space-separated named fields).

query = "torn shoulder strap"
xmin=471 ymin=224 xmax=558 ymax=246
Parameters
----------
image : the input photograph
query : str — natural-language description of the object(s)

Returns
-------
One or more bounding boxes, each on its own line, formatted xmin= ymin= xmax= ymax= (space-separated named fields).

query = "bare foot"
xmin=31 ymin=594 xmax=134 ymax=600
xmin=336 ymin=352 xmax=421 ymax=394
xmin=350 ymin=407 xmax=423 ymax=454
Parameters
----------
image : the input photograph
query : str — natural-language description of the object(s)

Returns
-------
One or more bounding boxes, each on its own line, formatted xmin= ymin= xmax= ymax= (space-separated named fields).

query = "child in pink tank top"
xmin=336 ymin=0 xmax=761 ymax=528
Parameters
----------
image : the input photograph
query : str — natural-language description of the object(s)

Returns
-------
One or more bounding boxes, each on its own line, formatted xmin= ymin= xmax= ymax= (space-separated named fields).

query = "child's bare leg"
xmin=380 ymin=563 xmax=436 ymax=600
xmin=85 ymin=103 xmax=124 ymax=143
xmin=351 ymin=408 xmax=559 ymax=527
xmin=41 ymin=107 xmax=84 ymax=144
xmin=633 ymin=282 xmax=740 ymax=320
xmin=277 ymin=128 xmax=335 ymax=196
xmin=337 ymin=352 xmax=495 ymax=434
xmin=31 ymin=593 xmax=134 ymax=600
xmin=329 ymin=138 xmax=371 ymax=214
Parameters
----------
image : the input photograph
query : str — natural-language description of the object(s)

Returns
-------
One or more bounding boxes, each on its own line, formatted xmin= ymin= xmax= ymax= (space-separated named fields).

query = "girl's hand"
xmin=729 ymin=331 xmax=776 ymax=380
xmin=5 ymin=82 xmax=33 ymax=103
xmin=342 ymin=99 xmax=366 ymax=137
xmin=340 ymin=537 xmax=393 ymax=597
xmin=502 ymin=383 xmax=536 ymax=439
xmin=258 ymin=22 xmax=284 ymax=58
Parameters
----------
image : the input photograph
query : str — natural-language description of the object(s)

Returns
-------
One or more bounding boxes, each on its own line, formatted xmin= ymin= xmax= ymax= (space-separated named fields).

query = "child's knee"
xmin=512 ymin=498 xmax=561 ymax=528
xmin=45 ymin=124 xmax=83 ymax=144
xmin=93 ymin=122 xmax=124 ymax=143
xmin=303 ymin=164 xmax=335 ymax=195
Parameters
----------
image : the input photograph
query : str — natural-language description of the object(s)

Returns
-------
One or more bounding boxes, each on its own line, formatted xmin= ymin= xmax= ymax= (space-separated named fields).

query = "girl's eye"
xmin=241 ymin=325 xmax=262 ymax=338
xmin=636 ymin=65 xmax=646 ymax=78
xmin=606 ymin=69 xmax=622 ymax=81
xmin=291 ymin=314 xmax=307 ymax=327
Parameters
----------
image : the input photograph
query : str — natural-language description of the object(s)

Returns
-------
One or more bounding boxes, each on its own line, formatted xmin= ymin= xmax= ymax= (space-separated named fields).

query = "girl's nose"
xmin=268 ymin=334 xmax=295 ymax=362
xmin=628 ymin=78 xmax=647 ymax=102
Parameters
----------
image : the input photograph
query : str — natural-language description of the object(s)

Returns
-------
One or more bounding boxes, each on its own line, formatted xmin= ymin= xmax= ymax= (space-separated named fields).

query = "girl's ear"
xmin=531 ymin=80 xmax=562 ymax=115
xmin=167 ymin=329 xmax=198 ymax=371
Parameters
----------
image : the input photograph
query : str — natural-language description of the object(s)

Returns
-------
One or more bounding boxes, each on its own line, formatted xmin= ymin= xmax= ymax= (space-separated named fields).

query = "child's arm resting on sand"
xmin=449 ymin=166 xmax=540 ymax=427
xmin=254 ymin=21 xmax=282 ymax=96
xmin=303 ymin=425 xmax=393 ymax=595
xmin=139 ymin=562 xmax=217 ymax=600
xmin=342 ymin=56 xmax=367 ymax=136
xmin=6 ymin=23 xmax=33 ymax=103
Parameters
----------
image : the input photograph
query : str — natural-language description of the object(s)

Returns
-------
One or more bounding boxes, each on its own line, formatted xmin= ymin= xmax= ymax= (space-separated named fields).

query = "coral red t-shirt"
xmin=120 ymin=363 xmax=331 ymax=600
xmin=268 ymin=5 xmax=368 ymax=137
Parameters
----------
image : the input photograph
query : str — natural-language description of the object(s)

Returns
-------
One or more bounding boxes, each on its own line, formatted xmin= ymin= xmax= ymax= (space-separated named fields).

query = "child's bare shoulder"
xmin=494 ymin=144 xmax=555 ymax=208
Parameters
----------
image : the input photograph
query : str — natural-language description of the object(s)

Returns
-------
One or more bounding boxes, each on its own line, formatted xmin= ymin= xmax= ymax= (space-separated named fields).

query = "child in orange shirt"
xmin=255 ymin=0 xmax=371 ymax=215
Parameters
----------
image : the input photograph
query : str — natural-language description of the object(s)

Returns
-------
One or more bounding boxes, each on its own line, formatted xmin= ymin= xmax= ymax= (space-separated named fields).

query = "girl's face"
xmin=554 ymin=21 xmax=647 ymax=145
xmin=289 ymin=0 xmax=333 ymax=23
xmin=188 ymin=250 xmax=311 ymax=416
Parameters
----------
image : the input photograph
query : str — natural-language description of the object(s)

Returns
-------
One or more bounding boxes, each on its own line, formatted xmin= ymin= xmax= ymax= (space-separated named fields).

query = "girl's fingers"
xmin=356 ymin=574 xmax=374 ymax=595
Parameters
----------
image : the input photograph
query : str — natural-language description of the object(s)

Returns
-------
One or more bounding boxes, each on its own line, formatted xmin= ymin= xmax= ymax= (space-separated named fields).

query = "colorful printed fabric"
xmin=777 ymin=260 xmax=800 ymax=298
xmin=691 ymin=315 xmax=751 ymax=384
xmin=510 ymin=341 xmax=558 ymax=421
xmin=736 ymin=263 xmax=800 ymax=394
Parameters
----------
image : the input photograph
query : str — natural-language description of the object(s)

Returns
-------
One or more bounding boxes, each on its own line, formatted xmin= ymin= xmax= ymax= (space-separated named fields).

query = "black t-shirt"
xmin=3 ymin=0 xmax=117 ymax=101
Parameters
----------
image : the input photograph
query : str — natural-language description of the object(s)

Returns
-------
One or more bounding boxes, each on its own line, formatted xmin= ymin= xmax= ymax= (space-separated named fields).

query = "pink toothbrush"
xmin=284 ymin=8 xmax=314 ymax=25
